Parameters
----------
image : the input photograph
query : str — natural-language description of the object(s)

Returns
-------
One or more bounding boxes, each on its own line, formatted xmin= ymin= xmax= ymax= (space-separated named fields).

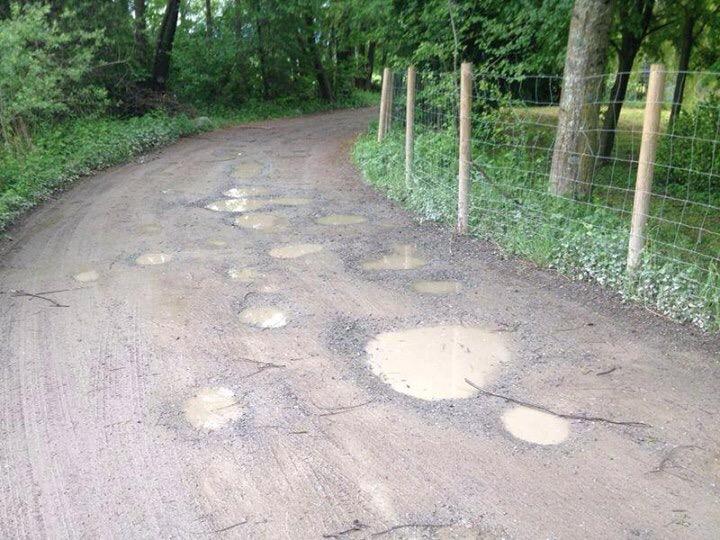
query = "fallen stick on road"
xmin=464 ymin=378 xmax=650 ymax=428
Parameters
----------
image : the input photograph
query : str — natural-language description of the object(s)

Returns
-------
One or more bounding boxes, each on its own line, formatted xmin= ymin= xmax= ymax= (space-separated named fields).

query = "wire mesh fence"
xmin=359 ymin=65 xmax=719 ymax=331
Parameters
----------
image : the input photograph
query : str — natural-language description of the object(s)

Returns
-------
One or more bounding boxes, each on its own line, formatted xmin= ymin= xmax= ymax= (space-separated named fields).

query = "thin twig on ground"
xmin=596 ymin=366 xmax=619 ymax=376
xmin=371 ymin=523 xmax=453 ymax=537
xmin=322 ymin=520 xmax=367 ymax=538
xmin=313 ymin=398 xmax=375 ymax=417
xmin=464 ymin=379 xmax=650 ymax=427
xmin=9 ymin=289 xmax=70 ymax=308
xmin=209 ymin=520 xmax=248 ymax=534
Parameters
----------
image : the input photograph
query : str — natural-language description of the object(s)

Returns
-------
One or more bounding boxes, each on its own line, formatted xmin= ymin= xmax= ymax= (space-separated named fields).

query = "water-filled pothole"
xmin=365 ymin=325 xmax=510 ymax=400
xmin=362 ymin=244 xmax=425 ymax=270
xmin=271 ymin=197 xmax=312 ymax=206
xmin=412 ymin=280 xmax=462 ymax=295
xmin=316 ymin=214 xmax=366 ymax=225
xmin=234 ymin=213 xmax=289 ymax=231
xmin=269 ymin=243 xmax=323 ymax=259
xmin=501 ymin=406 xmax=570 ymax=445
xmin=233 ymin=162 xmax=262 ymax=178
xmin=136 ymin=253 xmax=173 ymax=266
xmin=74 ymin=270 xmax=99 ymax=283
xmin=205 ymin=199 xmax=268 ymax=213
xmin=183 ymin=387 xmax=242 ymax=430
xmin=228 ymin=267 xmax=260 ymax=282
xmin=239 ymin=306 xmax=288 ymax=328
xmin=224 ymin=187 xmax=269 ymax=198
xmin=207 ymin=239 xmax=227 ymax=247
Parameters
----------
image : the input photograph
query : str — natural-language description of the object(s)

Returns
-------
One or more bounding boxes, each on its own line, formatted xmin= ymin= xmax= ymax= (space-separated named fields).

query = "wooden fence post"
xmin=384 ymin=70 xmax=394 ymax=135
xmin=377 ymin=67 xmax=390 ymax=142
xmin=405 ymin=65 xmax=416 ymax=187
xmin=457 ymin=62 xmax=473 ymax=234
xmin=627 ymin=63 xmax=665 ymax=271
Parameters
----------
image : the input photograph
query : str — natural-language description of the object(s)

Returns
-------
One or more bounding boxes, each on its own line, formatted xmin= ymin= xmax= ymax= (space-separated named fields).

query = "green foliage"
xmin=353 ymin=129 xmax=720 ymax=331
xmin=0 ymin=4 xmax=105 ymax=147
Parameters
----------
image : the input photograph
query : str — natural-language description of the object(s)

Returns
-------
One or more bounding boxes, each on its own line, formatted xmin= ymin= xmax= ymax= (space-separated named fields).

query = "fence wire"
xmin=372 ymin=67 xmax=719 ymax=331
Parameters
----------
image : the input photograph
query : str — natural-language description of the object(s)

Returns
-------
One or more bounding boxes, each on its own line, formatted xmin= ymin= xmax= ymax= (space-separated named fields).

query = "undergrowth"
xmin=353 ymin=128 xmax=719 ymax=332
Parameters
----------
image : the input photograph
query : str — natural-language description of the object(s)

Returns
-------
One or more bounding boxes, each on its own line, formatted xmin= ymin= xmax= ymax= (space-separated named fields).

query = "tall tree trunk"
xmin=151 ymin=0 xmax=180 ymax=91
xmin=549 ymin=0 xmax=613 ymax=198
xmin=255 ymin=17 xmax=271 ymax=99
xmin=365 ymin=41 xmax=376 ymax=89
xmin=599 ymin=0 xmax=654 ymax=159
xmin=302 ymin=15 xmax=333 ymax=101
xmin=669 ymin=13 xmax=695 ymax=126
xmin=205 ymin=0 xmax=213 ymax=37
xmin=133 ymin=0 xmax=148 ymax=63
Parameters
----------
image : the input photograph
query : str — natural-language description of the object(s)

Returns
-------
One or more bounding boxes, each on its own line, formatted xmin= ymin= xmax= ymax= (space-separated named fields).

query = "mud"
xmin=412 ymin=280 xmax=462 ymax=294
xmin=362 ymin=244 xmax=426 ymax=270
xmin=224 ymin=187 xmax=270 ymax=198
xmin=234 ymin=213 xmax=289 ymax=231
xmin=269 ymin=243 xmax=323 ymax=259
xmin=316 ymin=214 xmax=366 ymax=225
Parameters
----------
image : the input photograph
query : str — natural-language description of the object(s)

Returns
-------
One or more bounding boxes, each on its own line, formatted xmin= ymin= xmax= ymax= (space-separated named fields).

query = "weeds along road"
xmin=1 ymin=108 xmax=719 ymax=539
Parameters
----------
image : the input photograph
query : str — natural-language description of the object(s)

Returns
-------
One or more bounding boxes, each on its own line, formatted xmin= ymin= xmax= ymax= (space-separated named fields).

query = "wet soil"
xmin=1 ymin=108 xmax=719 ymax=539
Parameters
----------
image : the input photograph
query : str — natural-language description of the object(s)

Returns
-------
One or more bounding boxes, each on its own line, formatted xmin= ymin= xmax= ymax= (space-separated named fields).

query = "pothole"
xmin=362 ymin=244 xmax=425 ymax=270
xmin=316 ymin=214 xmax=366 ymax=225
xmin=136 ymin=253 xmax=173 ymax=266
xmin=233 ymin=162 xmax=262 ymax=178
xmin=501 ymin=406 xmax=570 ymax=445
xmin=365 ymin=325 xmax=510 ymax=400
xmin=234 ymin=213 xmax=289 ymax=231
xmin=239 ymin=306 xmax=288 ymax=328
xmin=183 ymin=387 xmax=243 ymax=430
xmin=412 ymin=280 xmax=462 ymax=294
xmin=73 ymin=270 xmax=99 ymax=283
xmin=228 ymin=267 xmax=260 ymax=282
xmin=205 ymin=199 xmax=269 ymax=213
xmin=224 ymin=187 xmax=269 ymax=198
xmin=271 ymin=197 xmax=312 ymax=206
xmin=269 ymin=243 xmax=323 ymax=259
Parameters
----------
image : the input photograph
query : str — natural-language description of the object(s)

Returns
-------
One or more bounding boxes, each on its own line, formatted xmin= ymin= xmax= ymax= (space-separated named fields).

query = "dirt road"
xmin=1 ymin=108 xmax=719 ymax=539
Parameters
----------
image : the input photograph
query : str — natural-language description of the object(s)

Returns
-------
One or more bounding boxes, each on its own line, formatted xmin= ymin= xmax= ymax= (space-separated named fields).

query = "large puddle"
xmin=239 ymin=306 xmax=288 ymax=328
xmin=365 ymin=326 xmax=510 ymax=400
xmin=234 ymin=213 xmax=289 ymax=231
xmin=501 ymin=406 xmax=570 ymax=445
xmin=183 ymin=387 xmax=242 ymax=430
xmin=362 ymin=245 xmax=426 ymax=270
xmin=136 ymin=253 xmax=173 ymax=266
xmin=316 ymin=214 xmax=366 ymax=226
xmin=271 ymin=197 xmax=312 ymax=206
xmin=233 ymin=162 xmax=262 ymax=178
xmin=269 ymin=243 xmax=323 ymax=259
xmin=224 ymin=187 xmax=269 ymax=198
xmin=205 ymin=199 xmax=268 ymax=213
xmin=412 ymin=280 xmax=462 ymax=295
xmin=73 ymin=270 xmax=99 ymax=283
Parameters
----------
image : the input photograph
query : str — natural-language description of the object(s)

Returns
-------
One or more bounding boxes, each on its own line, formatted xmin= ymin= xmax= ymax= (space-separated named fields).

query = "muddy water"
xmin=224 ymin=187 xmax=269 ymax=198
xmin=233 ymin=162 xmax=262 ymax=178
xmin=269 ymin=243 xmax=323 ymax=259
xmin=239 ymin=306 xmax=288 ymax=328
xmin=365 ymin=326 xmax=510 ymax=400
xmin=136 ymin=253 xmax=173 ymax=266
xmin=362 ymin=244 xmax=426 ymax=270
xmin=73 ymin=270 xmax=99 ymax=283
xmin=316 ymin=214 xmax=366 ymax=225
xmin=183 ymin=387 xmax=242 ymax=430
xmin=234 ymin=213 xmax=289 ymax=231
xmin=271 ymin=197 xmax=312 ymax=206
xmin=501 ymin=406 xmax=570 ymax=445
xmin=227 ymin=267 xmax=260 ymax=282
xmin=412 ymin=280 xmax=462 ymax=295
xmin=205 ymin=199 xmax=269 ymax=213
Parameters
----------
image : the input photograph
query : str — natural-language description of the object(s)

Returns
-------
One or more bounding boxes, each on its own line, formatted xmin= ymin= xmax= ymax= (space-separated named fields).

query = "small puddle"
xmin=316 ymin=214 xmax=366 ymax=226
xmin=365 ymin=326 xmax=510 ymax=400
xmin=228 ymin=267 xmax=260 ymax=282
xmin=224 ymin=187 xmax=270 ymax=198
xmin=73 ymin=270 xmax=99 ymax=283
xmin=183 ymin=387 xmax=242 ymax=430
xmin=207 ymin=239 xmax=227 ymax=247
xmin=136 ymin=253 xmax=173 ymax=266
xmin=412 ymin=280 xmax=462 ymax=295
xmin=233 ymin=162 xmax=262 ymax=178
xmin=136 ymin=223 xmax=162 ymax=235
xmin=205 ymin=199 xmax=269 ymax=213
xmin=501 ymin=406 xmax=570 ymax=445
xmin=271 ymin=197 xmax=312 ymax=206
xmin=269 ymin=243 xmax=323 ymax=259
xmin=234 ymin=213 xmax=289 ymax=231
xmin=239 ymin=306 xmax=288 ymax=328
xmin=362 ymin=245 xmax=425 ymax=270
